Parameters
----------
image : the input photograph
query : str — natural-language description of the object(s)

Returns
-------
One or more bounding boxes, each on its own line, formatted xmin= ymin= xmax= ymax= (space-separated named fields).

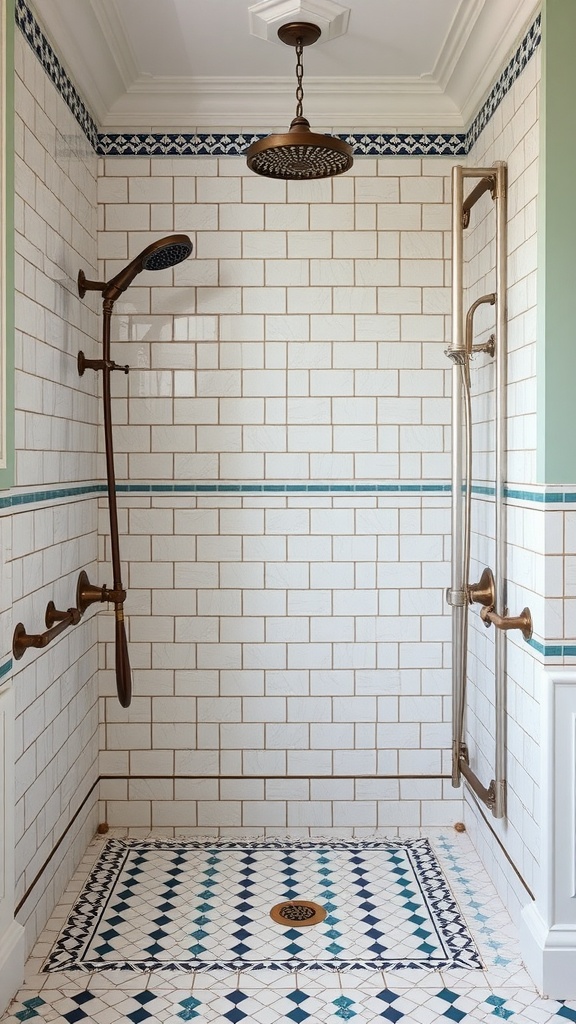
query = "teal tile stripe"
xmin=527 ymin=638 xmax=576 ymax=657
xmin=0 ymin=484 xmax=106 ymax=509
xmin=4 ymin=482 xmax=576 ymax=504
xmin=116 ymin=482 xmax=452 ymax=495
xmin=0 ymin=659 xmax=12 ymax=680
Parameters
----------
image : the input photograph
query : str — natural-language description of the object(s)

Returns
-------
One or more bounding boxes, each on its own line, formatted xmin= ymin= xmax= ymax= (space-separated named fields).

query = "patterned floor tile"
xmin=5 ymin=830 xmax=576 ymax=1024
xmin=5 ymin=987 xmax=576 ymax=1023
xmin=42 ymin=838 xmax=482 ymax=974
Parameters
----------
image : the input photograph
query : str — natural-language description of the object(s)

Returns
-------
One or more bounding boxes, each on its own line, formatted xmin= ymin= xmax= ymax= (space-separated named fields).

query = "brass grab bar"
xmin=13 ymin=604 xmax=81 ymax=660
xmin=12 ymin=570 xmax=94 ymax=661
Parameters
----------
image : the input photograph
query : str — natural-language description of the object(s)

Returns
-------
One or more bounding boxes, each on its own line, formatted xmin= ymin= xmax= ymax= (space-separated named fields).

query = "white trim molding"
xmin=521 ymin=669 xmax=576 ymax=999
xmin=0 ymin=686 xmax=25 ymax=1015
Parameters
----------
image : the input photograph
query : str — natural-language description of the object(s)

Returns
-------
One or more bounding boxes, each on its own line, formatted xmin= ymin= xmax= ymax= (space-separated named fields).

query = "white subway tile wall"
xmin=463 ymin=50 xmax=541 ymax=919
xmin=97 ymin=153 xmax=459 ymax=832
xmin=8 ymin=29 xmax=101 ymax=950
xmin=7 ymin=2 xmax=550 ymax=964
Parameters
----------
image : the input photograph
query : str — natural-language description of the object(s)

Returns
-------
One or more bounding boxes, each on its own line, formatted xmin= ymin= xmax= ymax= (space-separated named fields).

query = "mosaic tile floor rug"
xmin=43 ymin=837 xmax=482 ymax=974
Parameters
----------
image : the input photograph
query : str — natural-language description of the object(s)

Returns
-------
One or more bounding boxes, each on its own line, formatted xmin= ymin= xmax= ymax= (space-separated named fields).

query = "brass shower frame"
xmin=448 ymin=162 xmax=515 ymax=820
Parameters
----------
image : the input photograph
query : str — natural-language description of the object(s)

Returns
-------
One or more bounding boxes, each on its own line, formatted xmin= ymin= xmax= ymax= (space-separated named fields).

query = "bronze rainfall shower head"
xmin=245 ymin=22 xmax=353 ymax=181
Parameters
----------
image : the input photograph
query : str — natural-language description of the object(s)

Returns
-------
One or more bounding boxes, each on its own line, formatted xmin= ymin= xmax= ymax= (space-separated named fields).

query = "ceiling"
xmin=31 ymin=0 xmax=538 ymax=131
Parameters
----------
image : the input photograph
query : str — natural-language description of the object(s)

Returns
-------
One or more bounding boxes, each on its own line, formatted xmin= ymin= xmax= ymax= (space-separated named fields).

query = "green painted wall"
xmin=0 ymin=0 xmax=14 ymax=490
xmin=537 ymin=0 xmax=576 ymax=483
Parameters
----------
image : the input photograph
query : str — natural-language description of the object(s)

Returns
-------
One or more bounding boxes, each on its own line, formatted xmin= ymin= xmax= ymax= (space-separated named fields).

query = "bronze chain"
xmin=295 ymin=37 xmax=304 ymax=118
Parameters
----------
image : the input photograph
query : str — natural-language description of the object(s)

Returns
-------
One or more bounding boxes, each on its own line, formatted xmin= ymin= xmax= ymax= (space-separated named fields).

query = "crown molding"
xmin=28 ymin=0 xmax=119 ymax=125
xmin=101 ymin=75 xmax=463 ymax=131
xmin=428 ymin=0 xmax=485 ymax=92
xmin=452 ymin=0 xmax=540 ymax=125
xmin=88 ymin=0 xmax=139 ymax=92
xmin=26 ymin=0 xmax=539 ymax=136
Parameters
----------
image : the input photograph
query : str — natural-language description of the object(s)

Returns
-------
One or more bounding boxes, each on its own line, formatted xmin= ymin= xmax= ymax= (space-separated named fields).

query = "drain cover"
xmin=270 ymin=900 xmax=326 ymax=927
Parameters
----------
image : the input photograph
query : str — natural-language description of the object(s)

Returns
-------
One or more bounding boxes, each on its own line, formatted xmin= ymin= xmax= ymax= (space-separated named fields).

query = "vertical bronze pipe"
xmin=102 ymin=300 xmax=132 ymax=708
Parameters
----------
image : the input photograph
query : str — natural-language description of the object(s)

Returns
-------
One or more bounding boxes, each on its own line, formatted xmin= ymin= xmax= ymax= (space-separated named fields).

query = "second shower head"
xmin=78 ymin=233 xmax=193 ymax=303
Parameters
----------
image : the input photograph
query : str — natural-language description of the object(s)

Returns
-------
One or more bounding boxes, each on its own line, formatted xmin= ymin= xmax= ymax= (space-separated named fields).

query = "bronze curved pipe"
xmin=101 ymin=298 xmax=132 ymax=707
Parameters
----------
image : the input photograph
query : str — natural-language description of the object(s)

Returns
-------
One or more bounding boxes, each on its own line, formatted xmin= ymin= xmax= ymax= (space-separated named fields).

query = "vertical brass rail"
xmin=447 ymin=163 xmax=507 ymax=818
xmin=493 ymin=161 xmax=508 ymax=819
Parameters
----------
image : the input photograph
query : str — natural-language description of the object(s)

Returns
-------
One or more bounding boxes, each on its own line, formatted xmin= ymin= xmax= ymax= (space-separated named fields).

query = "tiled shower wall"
xmin=4 ymin=28 xmax=100 ymax=950
xmin=97 ymin=155 xmax=463 ymax=832
xmin=463 ymin=50 xmax=542 ymax=922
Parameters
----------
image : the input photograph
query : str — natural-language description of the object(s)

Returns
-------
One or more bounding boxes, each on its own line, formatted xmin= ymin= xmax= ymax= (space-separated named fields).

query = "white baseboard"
xmin=521 ymin=902 xmax=576 ymax=999
xmin=0 ymin=918 xmax=25 ymax=1016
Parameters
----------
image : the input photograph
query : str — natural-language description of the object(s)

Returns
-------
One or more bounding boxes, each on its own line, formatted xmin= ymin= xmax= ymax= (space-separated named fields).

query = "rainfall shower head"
xmin=78 ymin=233 xmax=193 ymax=303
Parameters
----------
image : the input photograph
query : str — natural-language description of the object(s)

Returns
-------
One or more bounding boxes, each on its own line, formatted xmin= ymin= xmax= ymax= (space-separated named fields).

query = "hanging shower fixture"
xmin=77 ymin=234 xmax=193 ymax=708
xmin=246 ymin=21 xmax=353 ymax=180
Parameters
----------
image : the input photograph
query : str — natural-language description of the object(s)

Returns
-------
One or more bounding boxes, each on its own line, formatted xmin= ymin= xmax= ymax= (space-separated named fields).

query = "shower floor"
xmin=3 ymin=828 xmax=574 ymax=1023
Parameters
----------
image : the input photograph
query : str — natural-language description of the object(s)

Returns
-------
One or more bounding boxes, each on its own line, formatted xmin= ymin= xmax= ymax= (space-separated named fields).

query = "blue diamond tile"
xmin=558 ymin=1009 xmax=576 ymax=1023
xmin=287 ymin=992 xmax=308 ymax=1005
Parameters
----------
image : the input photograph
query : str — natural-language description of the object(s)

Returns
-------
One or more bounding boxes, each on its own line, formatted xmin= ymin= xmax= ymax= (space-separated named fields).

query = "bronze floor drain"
xmin=270 ymin=900 xmax=326 ymax=927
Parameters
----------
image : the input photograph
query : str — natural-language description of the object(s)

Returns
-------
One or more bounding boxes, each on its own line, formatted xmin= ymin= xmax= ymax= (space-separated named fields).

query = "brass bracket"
xmin=468 ymin=567 xmax=495 ymax=608
xmin=78 ymin=351 xmax=129 ymax=376
xmin=458 ymin=744 xmax=497 ymax=810
xmin=472 ymin=333 xmax=495 ymax=358
xmin=77 ymin=269 xmax=105 ymax=298
xmin=76 ymin=570 xmax=126 ymax=614
xmin=480 ymin=604 xmax=533 ymax=641
xmin=462 ymin=175 xmax=497 ymax=228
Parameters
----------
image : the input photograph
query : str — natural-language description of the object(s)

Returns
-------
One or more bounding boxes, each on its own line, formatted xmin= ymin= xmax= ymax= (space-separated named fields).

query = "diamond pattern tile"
xmin=4 ymin=831 xmax=576 ymax=1024
xmin=42 ymin=838 xmax=482 ymax=974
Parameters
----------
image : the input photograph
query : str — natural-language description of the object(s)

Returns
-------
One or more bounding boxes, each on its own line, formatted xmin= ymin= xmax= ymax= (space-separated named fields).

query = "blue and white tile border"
xmin=97 ymin=132 xmax=469 ymax=158
xmin=42 ymin=836 xmax=483 ymax=974
xmin=17 ymin=0 xmax=540 ymax=158
xmin=15 ymin=0 xmax=99 ymax=149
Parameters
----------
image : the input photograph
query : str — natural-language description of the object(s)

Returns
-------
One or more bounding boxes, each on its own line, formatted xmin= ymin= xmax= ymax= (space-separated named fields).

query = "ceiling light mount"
xmin=245 ymin=20 xmax=353 ymax=181
xmin=276 ymin=21 xmax=321 ymax=47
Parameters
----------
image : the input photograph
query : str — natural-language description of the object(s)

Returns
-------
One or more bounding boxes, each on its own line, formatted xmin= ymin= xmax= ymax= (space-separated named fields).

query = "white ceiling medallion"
xmin=248 ymin=0 xmax=350 ymax=44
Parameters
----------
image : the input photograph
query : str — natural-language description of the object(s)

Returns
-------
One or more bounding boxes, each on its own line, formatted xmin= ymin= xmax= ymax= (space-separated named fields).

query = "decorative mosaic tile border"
xmin=97 ymin=132 xmax=468 ymax=158
xmin=15 ymin=0 xmax=99 ymax=150
xmin=465 ymin=13 xmax=541 ymax=151
xmin=17 ymin=0 xmax=540 ymax=158
xmin=43 ymin=836 xmax=482 ymax=974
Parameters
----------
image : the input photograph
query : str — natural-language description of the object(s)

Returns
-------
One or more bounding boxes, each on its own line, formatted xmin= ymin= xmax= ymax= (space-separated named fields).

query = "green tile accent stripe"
xmin=527 ymin=638 xmax=576 ymax=658
xmin=5 ymin=482 xmax=576 ymax=505
xmin=0 ymin=483 xmax=106 ymax=509
xmin=116 ymin=482 xmax=452 ymax=495
xmin=0 ymin=658 xmax=12 ymax=679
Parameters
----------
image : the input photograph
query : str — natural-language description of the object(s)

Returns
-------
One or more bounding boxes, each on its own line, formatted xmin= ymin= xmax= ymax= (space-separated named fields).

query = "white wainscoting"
xmin=521 ymin=668 xmax=576 ymax=998
xmin=0 ymin=683 xmax=25 ymax=1015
